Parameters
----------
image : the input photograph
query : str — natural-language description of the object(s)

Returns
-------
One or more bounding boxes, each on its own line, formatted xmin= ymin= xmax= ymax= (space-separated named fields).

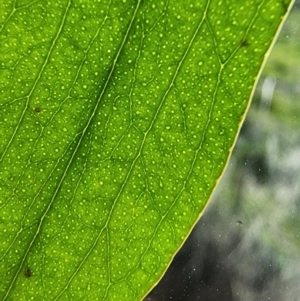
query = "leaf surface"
xmin=0 ymin=0 xmax=293 ymax=300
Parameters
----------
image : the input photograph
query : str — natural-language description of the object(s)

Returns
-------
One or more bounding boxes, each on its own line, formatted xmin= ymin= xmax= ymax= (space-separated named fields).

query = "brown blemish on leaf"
xmin=24 ymin=268 xmax=32 ymax=278
xmin=240 ymin=39 xmax=250 ymax=47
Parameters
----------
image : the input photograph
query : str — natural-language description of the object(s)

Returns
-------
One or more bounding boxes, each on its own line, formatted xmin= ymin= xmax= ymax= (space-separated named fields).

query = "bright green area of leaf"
xmin=0 ymin=0 xmax=293 ymax=300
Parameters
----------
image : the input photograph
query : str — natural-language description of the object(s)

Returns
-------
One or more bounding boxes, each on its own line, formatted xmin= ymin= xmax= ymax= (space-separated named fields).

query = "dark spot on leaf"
xmin=24 ymin=268 xmax=32 ymax=278
xmin=34 ymin=107 xmax=42 ymax=113
xmin=236 ymin=220 xmax=243 ymax=225
xmin=240 ymin=40 xmax=249 ymax=47
xmin=280 ymin=1 xmax=289 ymax=12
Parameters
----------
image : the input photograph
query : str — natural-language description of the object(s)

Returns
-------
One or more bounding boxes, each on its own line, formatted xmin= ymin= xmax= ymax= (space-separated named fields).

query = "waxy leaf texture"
xmin=0 ymin=0 xmax=293 ymax=300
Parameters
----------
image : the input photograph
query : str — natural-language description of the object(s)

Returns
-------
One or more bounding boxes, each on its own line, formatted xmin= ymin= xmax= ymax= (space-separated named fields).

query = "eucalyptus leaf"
xmin=0 ymin=0 xmax=294 ymax=300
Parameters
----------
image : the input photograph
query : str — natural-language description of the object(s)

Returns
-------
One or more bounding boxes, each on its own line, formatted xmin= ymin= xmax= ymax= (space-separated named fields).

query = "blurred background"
xmin=146 ymin=1 xmax=300 ymax=300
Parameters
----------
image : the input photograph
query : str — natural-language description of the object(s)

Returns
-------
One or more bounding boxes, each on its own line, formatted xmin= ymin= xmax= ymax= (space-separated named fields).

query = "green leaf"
xmin=0 ymin=0 xmax=293 ymax=300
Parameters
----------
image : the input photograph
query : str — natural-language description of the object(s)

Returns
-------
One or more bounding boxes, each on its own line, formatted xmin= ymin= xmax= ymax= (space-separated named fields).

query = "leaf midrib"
xmin=3 ymin=0 xmax=142 ymax=298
